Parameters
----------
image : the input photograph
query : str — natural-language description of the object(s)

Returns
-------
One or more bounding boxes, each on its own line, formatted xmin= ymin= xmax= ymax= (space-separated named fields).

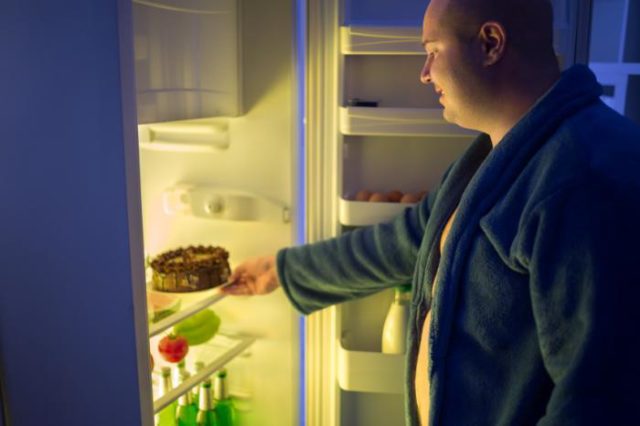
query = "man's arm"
xmin=221 ymin=190 xmax=437 ymax=314
xmin=277 ymin=195 xmax=434 ymax=314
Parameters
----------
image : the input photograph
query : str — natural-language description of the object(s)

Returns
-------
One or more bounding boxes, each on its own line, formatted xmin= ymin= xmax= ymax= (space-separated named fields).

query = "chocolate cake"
xmin=150 ymin=245 xmax=231 ymax=292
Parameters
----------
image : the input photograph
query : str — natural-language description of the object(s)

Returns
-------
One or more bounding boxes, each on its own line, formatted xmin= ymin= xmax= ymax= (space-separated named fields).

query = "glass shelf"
xmin=340 ymin=26 xmax=423 ymax=55
xmin=148 ymin=287 xmax=227 ymax=338
xmin=339 ymin=106 xmax=478 ymax=137
xmin=152 ymin=332 xmax=255 ymax=413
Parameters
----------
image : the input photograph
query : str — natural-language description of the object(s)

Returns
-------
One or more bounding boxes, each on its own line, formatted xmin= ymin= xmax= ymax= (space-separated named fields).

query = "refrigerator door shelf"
xmin=337 ymin=335 xmax=404 ymax=394
xmin=340 ymin=26 xmax=423 ymax=55
xmin=339 ymin=106 xmax=478 ymax=137
xmin=339 ymin=197 xmax=415 ymax=226
xmin=152 ymin=332 xmax=255 ymax=413
xmin=138 ymin=119 xmax=230 ymax=152
xmin=162 ymin=184 xmax=291 ymax=223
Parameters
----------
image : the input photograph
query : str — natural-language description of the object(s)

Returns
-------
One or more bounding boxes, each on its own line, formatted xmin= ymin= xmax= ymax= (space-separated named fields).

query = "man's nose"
xmin=420 ymin=59 xmax=432 ymax=85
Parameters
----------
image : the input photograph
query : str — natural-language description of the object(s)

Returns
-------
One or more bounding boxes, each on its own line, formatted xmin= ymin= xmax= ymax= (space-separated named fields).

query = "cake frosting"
xmin=150 ymin=245 xmax=230 ymax=292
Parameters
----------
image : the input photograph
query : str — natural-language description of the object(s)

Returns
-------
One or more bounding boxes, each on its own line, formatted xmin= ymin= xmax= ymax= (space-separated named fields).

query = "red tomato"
xmin=158 ymin=334 xmax=189 ymax=363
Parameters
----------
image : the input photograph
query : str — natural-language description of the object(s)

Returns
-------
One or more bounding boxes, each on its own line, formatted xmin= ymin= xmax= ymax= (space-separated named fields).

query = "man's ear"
xmin=477 ymin=21 xmax=506 ymax=65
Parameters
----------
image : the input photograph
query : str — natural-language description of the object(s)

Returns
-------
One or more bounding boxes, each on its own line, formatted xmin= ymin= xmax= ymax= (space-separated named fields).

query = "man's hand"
xmin=221 ymin=255 xmax=280 ymax=295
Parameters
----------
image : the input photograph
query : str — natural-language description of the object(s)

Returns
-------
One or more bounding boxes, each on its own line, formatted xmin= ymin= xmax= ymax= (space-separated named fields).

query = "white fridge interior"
xmin=132 ymin=0 xmax=301 ymax=424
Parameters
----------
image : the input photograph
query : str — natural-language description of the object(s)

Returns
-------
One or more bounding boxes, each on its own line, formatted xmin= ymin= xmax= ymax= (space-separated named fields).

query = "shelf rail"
xmin=153 ymin=333 xmax=256 ymax=413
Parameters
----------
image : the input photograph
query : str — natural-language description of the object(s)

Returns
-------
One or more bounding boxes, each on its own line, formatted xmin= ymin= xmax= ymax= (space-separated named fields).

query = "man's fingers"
xmin=229 ymin=265 xmax=248 ymax=281
xmin=255 ymin=271 xmax=278 ymax=294
xmin=220 ymin=281 xmax=253 ymax=295
xmin=222 ymin=256 xmax=278 ymax=296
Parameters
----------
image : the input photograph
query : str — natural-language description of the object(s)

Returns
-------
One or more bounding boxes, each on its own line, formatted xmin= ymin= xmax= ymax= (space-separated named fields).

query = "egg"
xmin=400 ymin=193 xmax=421 ymax=203
xmin=386 ymin=190 xmax=403 ymax=203
xmin=355 ymin=190 xmax=372 ymax=201
xmin=369 ymin=192 xmax=390 ymax=202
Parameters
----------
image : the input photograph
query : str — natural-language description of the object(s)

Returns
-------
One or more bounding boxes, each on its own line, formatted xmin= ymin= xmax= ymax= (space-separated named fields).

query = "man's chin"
xmin=441 ymin=108 xmax=456 ymax=125
xmin=442 ymin=112 xmax=479 ymax=132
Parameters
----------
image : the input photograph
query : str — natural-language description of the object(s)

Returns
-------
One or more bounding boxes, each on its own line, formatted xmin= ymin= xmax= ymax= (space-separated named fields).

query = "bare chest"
xmin=439 ymin=207 xmax=459 ymax=255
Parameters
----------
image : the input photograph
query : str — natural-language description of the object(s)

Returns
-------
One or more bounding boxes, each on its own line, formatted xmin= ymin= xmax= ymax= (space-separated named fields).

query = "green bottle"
xmin=196 ymin=380 xmax=218 ymax=426
xmin=156 ymin=367 xmax=178 ymax=426
xmin=176 ymin=370 xmax=198 ymax=426
xmin=214 ymin=370 xmax=237 ymax=426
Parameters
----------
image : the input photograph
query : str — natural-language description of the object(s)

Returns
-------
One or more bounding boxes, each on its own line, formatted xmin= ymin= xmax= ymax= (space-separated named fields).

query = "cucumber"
xmin=173 ymin=309 xmax=221 ymax=345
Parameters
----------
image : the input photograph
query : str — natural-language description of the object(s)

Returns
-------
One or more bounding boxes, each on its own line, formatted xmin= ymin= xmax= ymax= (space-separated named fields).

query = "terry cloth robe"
xmin=276 ymin=65 xmax=640 ymax=425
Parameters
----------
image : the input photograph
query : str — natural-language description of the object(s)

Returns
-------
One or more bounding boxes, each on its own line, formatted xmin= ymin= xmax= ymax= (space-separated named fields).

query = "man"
xmin=223 ymin=0 xmax=640 ymax=424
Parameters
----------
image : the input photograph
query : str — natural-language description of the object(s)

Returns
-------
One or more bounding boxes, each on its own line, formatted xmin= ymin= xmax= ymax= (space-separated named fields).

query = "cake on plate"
xmin=150 ymin=245 xmax=231 ymax=292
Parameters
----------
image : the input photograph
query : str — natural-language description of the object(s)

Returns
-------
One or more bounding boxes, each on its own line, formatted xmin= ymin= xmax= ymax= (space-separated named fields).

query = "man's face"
xmin=420 ymin=0 xmax=485 ymax=129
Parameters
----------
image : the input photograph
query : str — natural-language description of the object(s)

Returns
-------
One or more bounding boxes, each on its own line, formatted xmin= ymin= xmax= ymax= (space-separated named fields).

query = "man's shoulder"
xmin=541 ymin=101 xmax=640 ymax=186
xmin=491 ymin=103 xmax=640 ymax=225
xmin=530 ymin=101 xmax=640 ymax=181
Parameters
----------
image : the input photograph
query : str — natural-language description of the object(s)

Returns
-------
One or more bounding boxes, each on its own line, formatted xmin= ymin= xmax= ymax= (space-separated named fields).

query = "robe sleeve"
xmin=525 ymin=177 xmax=640 ymax=425
xmin=276 ymin=190 xmax=436 ymax=315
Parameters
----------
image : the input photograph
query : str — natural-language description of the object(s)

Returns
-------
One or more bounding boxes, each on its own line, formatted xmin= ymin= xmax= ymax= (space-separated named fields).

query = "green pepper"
xmin=173 ymin=309 xmax=221 ymax=346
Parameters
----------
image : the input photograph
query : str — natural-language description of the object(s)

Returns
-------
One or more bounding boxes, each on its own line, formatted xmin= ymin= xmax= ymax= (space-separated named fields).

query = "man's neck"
xmin=487 ymin=65 xmax=561 ymax=146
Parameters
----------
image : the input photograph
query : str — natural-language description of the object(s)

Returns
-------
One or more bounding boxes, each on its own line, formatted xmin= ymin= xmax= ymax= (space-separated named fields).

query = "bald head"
xmin=420 ymin=0 xmax=562 ymax=144
xmin=440 ymin=0 xmax=556 ymax=62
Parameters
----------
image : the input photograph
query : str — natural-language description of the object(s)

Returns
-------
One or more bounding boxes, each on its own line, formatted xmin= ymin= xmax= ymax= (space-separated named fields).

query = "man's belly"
xmin=415 ymin=207 xmax=458 ymax=425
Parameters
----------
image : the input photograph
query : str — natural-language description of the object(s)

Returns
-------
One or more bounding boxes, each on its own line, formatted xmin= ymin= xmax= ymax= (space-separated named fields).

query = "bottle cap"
xmin=180 ymin=370 xmax=191 ymax=381
xmin=217 ymin=369 xmax=227 ymax=379
xmin=161 ymin=366 xmax=171 ymax=377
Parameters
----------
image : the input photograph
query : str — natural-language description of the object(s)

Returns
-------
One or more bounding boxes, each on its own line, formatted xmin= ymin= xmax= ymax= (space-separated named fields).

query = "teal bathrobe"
xmin=277 ymin=65 xmax=640 ymax=425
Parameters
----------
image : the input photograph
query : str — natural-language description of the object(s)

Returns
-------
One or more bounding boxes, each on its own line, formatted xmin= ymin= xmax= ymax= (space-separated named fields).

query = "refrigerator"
xmin=1 ymin=0 xmax=638 ymax=425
